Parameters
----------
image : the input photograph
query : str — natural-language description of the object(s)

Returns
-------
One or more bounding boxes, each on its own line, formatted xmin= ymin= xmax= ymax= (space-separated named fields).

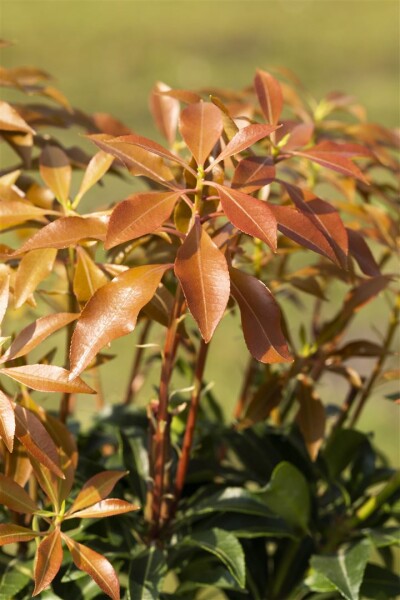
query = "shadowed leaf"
xmin=33 ymin=528 xmax=63 ymax=596
xmin=232 ymin=156 xmax=275 ymax=193
xmin=174 ymin=219 xmax=230 ymax=342
xmin=0 ymin=266 xmax=9 ymax=326
xmin=0 ymin=101 xmax=35 ymax=133
xmin=347 ymin=228 xmax=381 ymax=276
xmin=0 ymin=390 xmax=15 ymax=452
xmin=0 ymin=472 xmax=39 ymax=513
xmin=75 ymin=151 xmax=114 ymax=204
xmin=39 ymin=146 xmax=71 ymax=204
xmin=296 ymin=375 xmax=326 ymax=461
xmin=73 ymin=247 xmax=108 ymax=303
xmin=293 ymin=141 xmax=369 ymax=184
xmin=229 ymin=267 xmax=292 ymax=363
xmin=179 ymin=102 xmax=223 ymax=166
xmin=254 ymin=70 xmax=283 ymax=125
xmin=69 ymin=264 xmax=170 ymax=378
xmin=0 ymin=199 xmax=57 ymax=231
xmin=0 ymin=524 xmax=39 ymax=546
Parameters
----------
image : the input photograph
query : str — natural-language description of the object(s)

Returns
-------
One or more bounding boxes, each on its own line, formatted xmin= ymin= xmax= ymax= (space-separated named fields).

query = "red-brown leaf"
xmin=292 ymin=142 xmax=369 ymax=184
xmin=0 ymin=472 xmax=39 ymax=513
xmin=13 ymin=405 xmax=65 ymax=478
xmin=0 ymin=524 xmax=39 ymax=546
xmin=0 ymin=265 xmax=9 ymax=326
xmin=282 ymin=123 xmax=314 ymax=150
xmin=216 ymin=185 xmax=277 ymax=250
xmin=66 ymin=498 xmax=139 ymax=519
xmin=150 ymin=81 xmax=180 ymax=145
xmin=229 ymin=267 xmax=292 ymax=363
xmin=39 ymin=146 xmax=71 ymax=204
xmin=179 ymin=102 xmax=223 ymax=166
xmin=62 ymin=535 xmax=120 ymax=600
xmin=174 ymin=219 xmax=230 ymax=342
xmin=1 ymin=365 xmax=95 ymax=394
xmin=13 ymin=216 xmax=109 ymax=254
xmin=69 ymin=264 xmax=170 ymax=377
xmin=105 ymin=191 xmax=182 ymax=249
xmin=33 ymin=528 xmax=63 ymax=596
xmin=89 ymin=134 xmax=176 ymax=187
xmin=0 ymin=313 xmax=79 ymax=363
xmin=208 ymin=123 xmax=279 ymax=168
xmin=111 ymin=133 xmax=191 ymax=172
xmin=232 ymin=156 xmax=276 ymax=193
xmin=347 ymin=228 xmax=381 ymax=277
xmin=73 ymin=247 xmax=109 ymax=303
xmin=0 ymin=390 xmax=15 ymax=452
xmin=68 ymin=470 xmax=127 ymax=515
xmin=254 ymin=69 xmax=284 ymax=125
xmin=296 ymin=375 xmax=326 ymax=461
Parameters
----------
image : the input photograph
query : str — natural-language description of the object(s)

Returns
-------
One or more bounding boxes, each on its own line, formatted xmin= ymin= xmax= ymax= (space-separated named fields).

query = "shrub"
xmin=0 ymin=46 xmax=399 ymax=599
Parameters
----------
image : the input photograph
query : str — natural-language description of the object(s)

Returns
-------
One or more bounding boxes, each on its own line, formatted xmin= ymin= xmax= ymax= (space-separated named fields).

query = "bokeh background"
xmin=1 ymin=0 xmax=399 ymax=464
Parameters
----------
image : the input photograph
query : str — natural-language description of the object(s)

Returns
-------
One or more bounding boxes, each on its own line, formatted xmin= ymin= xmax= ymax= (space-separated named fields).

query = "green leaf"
xmin=360 ymin=563 xmax=400 ymax=599
xmin=127 ymin=546 xmax=167 ymax=600
xmin=363 ymin=527 xmax=400 ymax=548
xmin=324 ymin=429 xmax=367 ymax=479
xmin=262 ymin=462 xmax=310 ymax=533
xmin=0 ymin=564 xmax=31 ymax=600
xmin=178 ymin=528 xmax=245 ymax=588
xmin=310 ymin=539 xmax=371 ymax=600
xmin=120 ymin=431 xmax=149 ymax=505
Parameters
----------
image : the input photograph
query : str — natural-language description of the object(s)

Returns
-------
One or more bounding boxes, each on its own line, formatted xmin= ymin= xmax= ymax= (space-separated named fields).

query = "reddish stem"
xmin=123 ymin=319 xmax=152 ymax=405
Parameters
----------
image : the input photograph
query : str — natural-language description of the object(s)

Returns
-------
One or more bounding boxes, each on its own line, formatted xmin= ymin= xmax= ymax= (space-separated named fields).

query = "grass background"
xmin=0 ymin=0 xmax=399 ymax=466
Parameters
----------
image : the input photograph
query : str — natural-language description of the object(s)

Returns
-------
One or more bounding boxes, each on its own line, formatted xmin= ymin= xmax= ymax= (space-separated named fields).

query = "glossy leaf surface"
xmin=210 ymin=123 xmax=279 ymax=167
xmin=0 ymin=524 xmax=39 ymax=546
xmin=68 ymin=470 xmax=127 ymax=514
xmin=73 ymin=247 xmax=108 ymax=303
xmin=0 ymin=390 xmax=15 ymax=452
xmin=67 ymin=498 xmax=139 ymax=519
xmin=1 ymin=365 xmax=94 ymax=394
xmin=33 ymin=528 xmax=63 ymax=596
xmin=174 ymin=219 xmax=230 ymax=342
xmin=14 ymin=248 xmax=57 ymax=308
xmin=179 ymin=102 xmax=223 ymax=166
xmin=232 ymin=156 xmax=275 ymax=193
xmin=69 ymin=264 xmax=170 ymax=377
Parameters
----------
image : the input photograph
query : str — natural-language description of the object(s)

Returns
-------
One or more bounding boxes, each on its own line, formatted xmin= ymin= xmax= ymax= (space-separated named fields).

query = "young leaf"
xmin=13 ymin=216 xmax=109 ymax=254
xmin=14 ymin=248 xmax=57 ymax=308
xmin=67 ymin=470 xmax=127 ymax=515
xmin=69 ymin=264 xmax=170 ymax=378
xmin=62 ymin=535 xmax=120 ymax=600
xmin=282 ymin=122 xmax=314 ymax=150
xmin=0 ymin=199 xmax=56 ymax=231
xmin=89 ymin=134 xmax=176 ymax=187
xmin=0 ymin=266 xmax=10 ymax=326
xmin=0 ymin=524 xmax=39 ymax=546
xmin=229 ymin=267 xmax=291 ymax=364
xmin=179 ymin=528 xmax=246 ymax=588
xmin=150 ymin=81 xmax=180 ymax=145
xmin=0 ymin=390 xmax=15 ymax=452
xmin=293 ymin=143 xmax=369 ymax=184
xmin=66 ymin=498 xmax=139 ymax=519
xmin=111 ymin=133 xmax=192 ymax=172
xmin=0 ymin=472 xmax=39 ymax=513
xmin=263 ymin=462 xmax=310 ymax=533
xmin=296 ymin=375 xmax=326 ymax=461
xmin=1 ymin=365 xmax=95 ymax=394
xmin=75 ymin=151 xmax=114 ymax=204
xmin=216 ymin=185 xmax=277 ymax=250
xmin=105 ymin=191 xmax=182 ymax=249
xmin=232 ymin=156 xmax=275 ymax=194
xmin=39 ymin=146 xmax=71 ymax=204
xmin=33 ymin=528 xmax=63 ymax=596
xmin=174 ymin=219 xmax=230 ymax=342
xmin=128 ymin=546 xmax=167 ymax=600
xmin=179 ymin=101 xmax=223 ymax=166
xmin=254 ymin=69 xmax=284 ymax=125
xmin=13 ymin=405 xmax=64 ymax=478
xmin=0 ymin=312 xmax=79 ymax=363
xmin=73 ymin=247 xmax=108 ymax=303
xmin=208 ymin=123 xmax=279 ymax=168
xmin=309 ymin=540 xmax=371 ymax=600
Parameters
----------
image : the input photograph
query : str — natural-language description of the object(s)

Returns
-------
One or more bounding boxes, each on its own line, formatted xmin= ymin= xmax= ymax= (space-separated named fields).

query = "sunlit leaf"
xmin=0 ymin=100 xmax=35 ymax=134
xmin=0 ymin=472 xmax=39 ymax=513
xmin=0 ymin=312 xmax=79 ymax=363
xmin=0 ymin=265 xmax=10 ymax=326
xmin=0 ymin=390 xmax=15 ymax=452
xmin=0 ymin=199 xmax=57 ymax=231
xmin=62 ymin=535 xmax=120 ymax=600
xmin=69 ymin=263 xmax=170 ymax=378
xmin=66 ymin=498 xmax=139 ymax=519
xmin=75 ymin=151 xmax=114 ymax=205
xmin=68 ymin=470 xmax=127 ymax=515
xmin=282 ymin=122 xmax=314 ymax=150
xmin=112 ymin=133 xmax=191 ymax=172
xmin=33 ymin=528 xmax=63 ymax=596
xmin=13 ymin=216 xmax=109 ymax=254
xmin=179 ymin=101 xmax=223 ymax=166
xmin=216 ymin=185 xmax=277 ymax=249
xmin=254 ymin=69 xmax=283 ymax=125
xmin=229 ymin=267 xmax=292 ymax=363
xmin=296 ymin=375 xmax=326 ymax=461
xmin=73 ymin=247 xmax=108 ymax=303
xmin=14 ymin=248 xmax=57 ymax=308
xmin=39 ymin=146 xmax=71 ymax=204
xmin=231 ymin=156 xmax=275 ymax=193
xmin=1 ymin=365 xmax=94 ymax=394
xmin=292 ymin=141 xmax=369 ymax=184
xmin=105 ymin=191 xmax=182 ymax=249
xmin=150 ymin=81 xmax=180 ymax=145
xmin=0 ymin=524 xmax=39 ymax=546
xmin=209 ymin=123 xmax=279 ymax=168
xmin=174 ymin=219 xmax=230 ymax=342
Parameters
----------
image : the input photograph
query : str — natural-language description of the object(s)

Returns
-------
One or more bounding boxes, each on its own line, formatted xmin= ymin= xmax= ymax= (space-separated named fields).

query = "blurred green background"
xmin=1 ymin=0 xmax=399 ymax=465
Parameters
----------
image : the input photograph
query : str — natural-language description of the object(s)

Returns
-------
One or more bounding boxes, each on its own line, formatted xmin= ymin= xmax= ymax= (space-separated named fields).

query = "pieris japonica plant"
xmin=0 ymin=43 xmax=399 ymax=599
